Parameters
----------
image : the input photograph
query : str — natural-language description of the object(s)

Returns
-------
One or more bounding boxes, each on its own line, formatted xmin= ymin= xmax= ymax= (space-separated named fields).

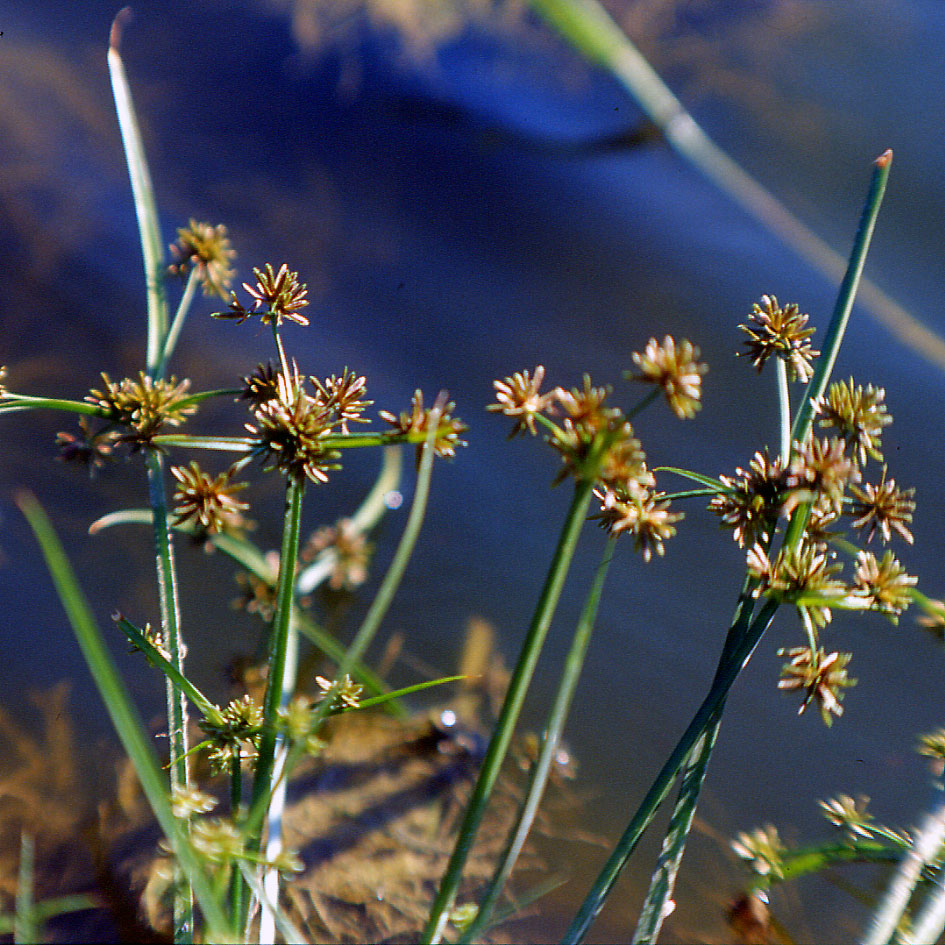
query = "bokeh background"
xmin=2 ymin=1 xmax=945 ymax=940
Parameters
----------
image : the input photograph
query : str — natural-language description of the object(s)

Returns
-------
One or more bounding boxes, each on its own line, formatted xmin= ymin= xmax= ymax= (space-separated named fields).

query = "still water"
xmin=2 ymin=1 xmax=945 ymax=940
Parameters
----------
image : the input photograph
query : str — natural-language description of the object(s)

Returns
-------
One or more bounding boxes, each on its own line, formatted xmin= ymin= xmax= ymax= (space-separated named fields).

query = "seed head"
xmin=216 ymin=263 xmax=309 ymax=327
xmin=852 ymin=550 xmax=916 ymax=623
xmin=631 ymin=335 xmax=706 ymax=418
xmin=710 ymin=449 xmax=792 ymax=548
xmin=739 ymin=295 xmax=819 ymax=382
xmin=302 ymin=518 xmax=372 ymax=591
xmin=246 ymin=369 xmax=340 ymax=484
xmin=814 ymin=378 xmax=890 ymax=465
xmin=86 ymin=372 xmax=195 ymax=449
xmin=593 ymin=483 xmax=682 ymax=561
xmin=731 ymin=825 xmax=786 ymax=879
xmin=849 ymin=467 xmax=915 ymax=545
xmin=488 ymin=366 xmax=555 ymax=437
xmin=778 ymin=645 xmax=855 ymax=726
xmin=310 ymin=368 xmax=372 ymax=434
xmin=747 ymin=540 xmax=845 ymax=628
xmin=56 ymin=417 xmax=118 ymax=474
xmin=379 ymin=390 xmax=467 ymax=464
xmin=788 ymin=436 xmax=860 ymax=515
xmin=819 ymin=794 xmax=875 ymax=840
xmin=171 ymin=461 xmax=250 ymax=537
xmin=168 ymin=219 xmax=236 ymax=298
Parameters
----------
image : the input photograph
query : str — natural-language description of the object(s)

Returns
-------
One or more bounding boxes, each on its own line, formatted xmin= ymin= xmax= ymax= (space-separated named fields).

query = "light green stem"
xmin=144 ymin=449 xmax=192 ymax=941
xmin=159 ymin=267 xmax=200 ymax=375
xmin=461 ymin=537 xmax=616 ymax=943
xmin=424 ymin=476 xmax=597 ymax=944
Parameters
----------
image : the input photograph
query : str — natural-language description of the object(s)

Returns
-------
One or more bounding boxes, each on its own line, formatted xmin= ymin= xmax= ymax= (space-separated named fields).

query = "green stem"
xmin=789 ymin=151 xmax=893 ymax=451
xmin=17 ymin=492 xmax=231 ymax=938
xmin=461 ymin=537 xmax=616 ymax=943
xmin=776 ymin=358 xmax=791 ymax=464
xmin=251 ymin=475 xmax=304 ymax=813
xmin=423 ymin=476 xmax=597 ymax=944
xmin=108 ymin=10 xmax=168 ymax=377
xmin=561 ymin=598 xmax=779 ymax=944
xmin=159 ymin=268 xmax=200 ymax=375
xmin=144 ymin=449 xmax=192 ymax=942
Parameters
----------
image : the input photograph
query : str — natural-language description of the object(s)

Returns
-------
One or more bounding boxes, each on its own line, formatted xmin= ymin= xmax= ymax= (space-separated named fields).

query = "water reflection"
xmin=2 ymin=1 xmax=945 ymax=941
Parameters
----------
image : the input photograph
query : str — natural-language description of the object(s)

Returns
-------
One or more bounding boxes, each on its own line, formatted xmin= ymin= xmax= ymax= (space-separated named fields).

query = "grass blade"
xmin=108 ymin=8 xmax=168 ymax=377
xmin=16 ymin=491 xmax=231 ymax=939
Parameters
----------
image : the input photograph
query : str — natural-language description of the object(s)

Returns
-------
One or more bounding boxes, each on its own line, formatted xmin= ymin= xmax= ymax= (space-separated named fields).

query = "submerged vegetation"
xmin=4 ymin=4 xmax=945 ymax=945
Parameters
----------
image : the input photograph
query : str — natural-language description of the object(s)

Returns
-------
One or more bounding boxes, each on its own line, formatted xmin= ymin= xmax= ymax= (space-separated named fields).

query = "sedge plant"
xmin=0 ymin=12 xmax=927 ymax=945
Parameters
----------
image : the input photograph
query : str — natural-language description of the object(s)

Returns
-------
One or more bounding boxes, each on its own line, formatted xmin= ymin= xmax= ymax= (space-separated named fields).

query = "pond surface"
xmin=3 ymin=1 xmax=945 ymax=941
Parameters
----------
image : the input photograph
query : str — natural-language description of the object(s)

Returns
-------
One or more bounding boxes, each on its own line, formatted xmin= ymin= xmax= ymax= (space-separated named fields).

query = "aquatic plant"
xmin=2 ymin=8 xmax=939 ymax=945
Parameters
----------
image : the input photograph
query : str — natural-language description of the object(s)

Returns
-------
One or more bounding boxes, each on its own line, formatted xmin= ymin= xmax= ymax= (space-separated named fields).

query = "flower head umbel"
xmin=788 ymin=436 xmax=860 ymax=515
xmin=852 ymin=550 xmax=916 ymax=623
xmin=199 ymin=695 xmax=263 ymax=773
xmin=819 ymin=794 xmax=875 ymax=841
xmin=739 ymin=295 xmax=819 ymax=382
xmin=488 ymin=366 xmax=555 ymax=437
xmin=239 ymin=362 xmax=281 ymax=409
xmin=217 ymin=263 xmax=309 ymax=327
xmin=171 ymin=461 xmax=250 ymax=537
xmin=814 ymin=378 xmax=891 ymax=465
xmin=849 ymin=467 xmax=915 ymax=545
xmin=56 ymin=417 xmax=118 ymax=474
xmin=630 ymin=335 xmax=706 ymax=418
xmin=246 ymin=368 xmax=340 ymax=484
xmin=778 ymin=645 xmax=855 ymax=726
xmin=86 ymin=372 xmax=195 ymax=450
xmin=594 ymin=483 xmax=682 ymax=561
xmin=379 ymin=390 xmax=467 ymax=464
xmin=710 ymin=449 xmax=793 ymax=548
xmin=302 ymin=518 xmax=372 ymax=591
xmin=747 ymin=540 xmax=845 ymax=629
xmin=310 ymin=369 xmax=372 ymax=434
xmin=731 ymin=825 xmax=786 ymax=879
xmin=168 ymin=219 xmax=236 ymax=298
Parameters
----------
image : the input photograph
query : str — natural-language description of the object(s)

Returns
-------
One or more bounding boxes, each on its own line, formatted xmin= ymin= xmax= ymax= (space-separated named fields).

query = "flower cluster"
xmin=630 ymin=335 xmax=706 ymax=419
xmin=739 ymin=294 xmax=819 ymax=382
xmin=168 ymin=219 xmax=236 ymax=298
xmin=244 ymin=364 xmax=353 ymax=485
xmin=379 ymin=389 xmax=468 ymax=465
xmin=85 ymin=371 xmax=195 ymax=450
xmin=490 ymin=342 xmax=704 ymax=562
xmin=198 ymin=694 xmax=264 ymax=773
xmin=217 ymin=263 xmax=310 ymax=327
xmin=302 ymin=518 xmax=373 ymax=591
xmin=171 ymin=461 xmax=250 ymax=539
xmin=777 ymin=645 xmax=855 ymax=725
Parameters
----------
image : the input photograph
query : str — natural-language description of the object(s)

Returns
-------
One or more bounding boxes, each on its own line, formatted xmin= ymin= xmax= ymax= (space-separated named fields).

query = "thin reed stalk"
xmin=423 ymin=475 xmax=598 ymax=944
xmin=460 ymin=537 xmax=617 ymax=943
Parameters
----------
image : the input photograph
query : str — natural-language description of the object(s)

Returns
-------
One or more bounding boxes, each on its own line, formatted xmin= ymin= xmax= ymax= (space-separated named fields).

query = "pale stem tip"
xmin=109 ymin=7 xmax=133 ymax=52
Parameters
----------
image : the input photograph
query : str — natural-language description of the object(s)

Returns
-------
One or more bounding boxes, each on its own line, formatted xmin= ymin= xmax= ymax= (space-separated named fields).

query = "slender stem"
xmin=14 ymin=834 xmax=36 ymax=945
xmin=789 ymin=151 xmax=893 ymax=451
xmin=247 ymin=474 xmax=304 ymax=938
xmin=561 ymin=598 xmax=779 ymax=945
xmin=863 ymin=779 xmax=945 ymax=945
xmin=18 ymin=492 xmax=231 ymax=938
xmin=144 ymin=449 xmax=192 ymax=941
xmin=144 ymin=451 xmax=189 ymax=792
xmin=632 ymin=721 xmax=720 ymax=943
xmin=423 ymin=476 xmax=597 ymax=944
xmin=251 ymin=476 xmax=304 ymax=809
xmin=776 ymin=358 xmax=791 ymax=464
xmin=461 ymin=537 xmax=616 ymax=943
xmin=108 ymin=11 xmax=168 ymax=377
xmin=159 ymin=268 xmax=200 ymax=376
